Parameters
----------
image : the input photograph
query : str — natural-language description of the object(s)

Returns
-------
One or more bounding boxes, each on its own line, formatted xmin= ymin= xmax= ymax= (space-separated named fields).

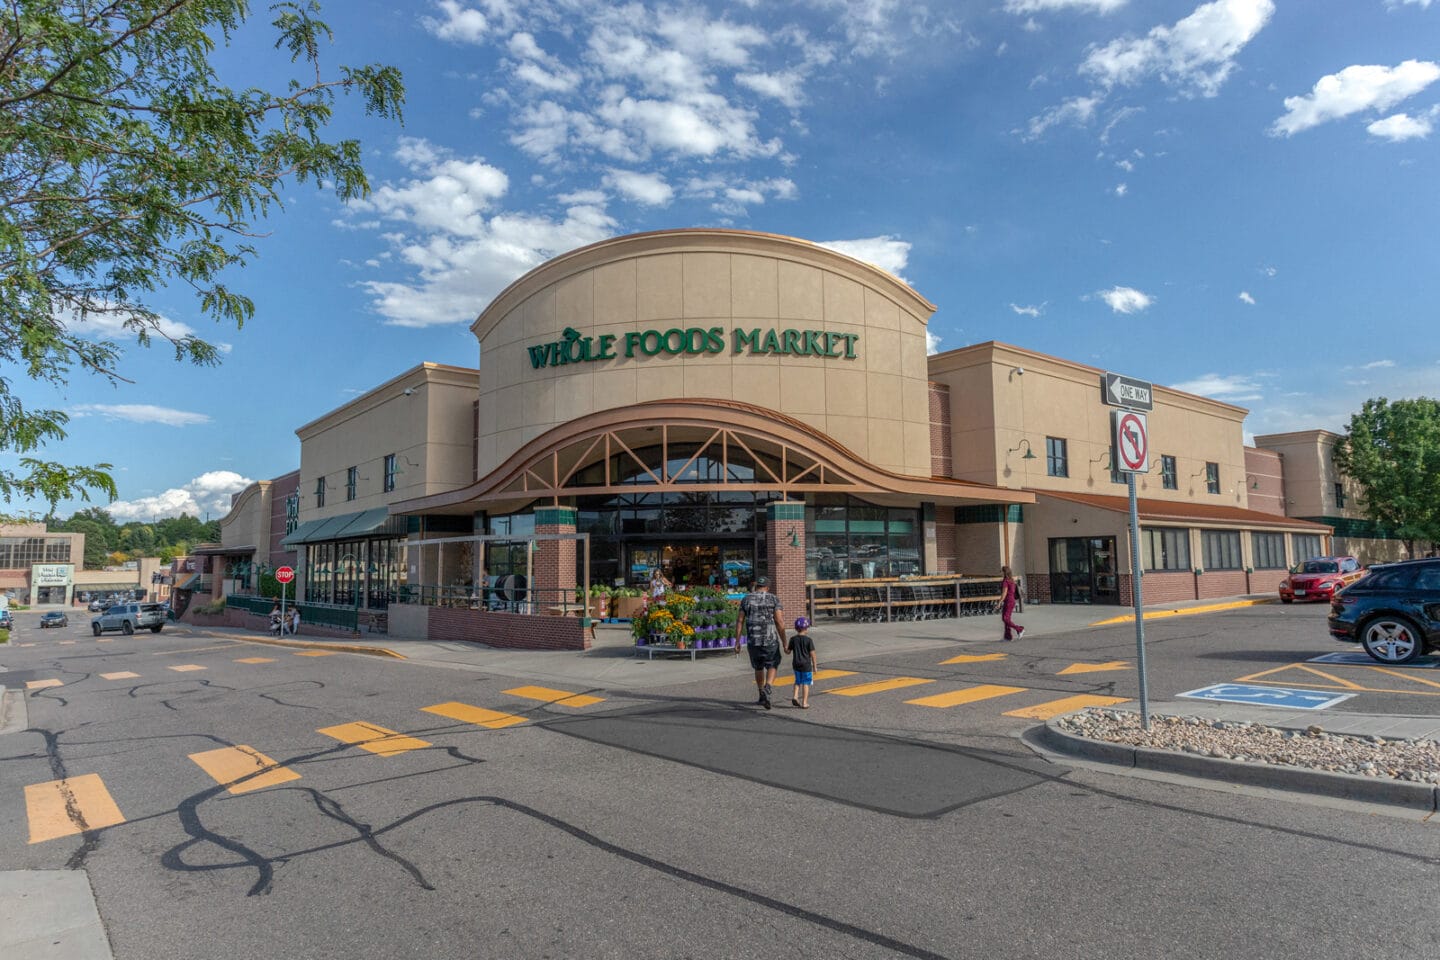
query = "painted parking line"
xmin=95 ymin=638 xmax=113 ymax=643
xmin=1057 ymin=661 xmax=1130 ymax=675
xmin=1235 ymin=663 xmax=1440 ymax=697
xmin=503 ymin=685 xmax=605 ymax=708
xmin=26 ymin=774 xmax=126 ymax=844
xmin=826 ymin=677 xmax=935 ymax=697
xmin=1307 ymin=651 xmax=1440 ymax=669
xmin=100 ymin=671 xmax=139 ymax=680
xmin=58 ymin=641 xmax=76 ymax=645
xmin=772 ymin=669 xmax=857 ymax=687
xmin=26 ymin=679 xmax=62 ymax=690
xmin=907 ymin=684 xmax=1027 ymax=708
xmin=294 ymin=650 xmax=335 ymax=657
xmin=168 ymin=664 xmax=206 ymax=672
xmin=940 ymin=653 xmax=1007 ymax=665
xmin=189 ymin=745 xmax=301 ymax=794
xmin=318 ymin=721 xmax=431 ymax=756
xmin=1004 ymin=694 xmax=1130 ymax=720
xmin=422 ymin=701 xmax=528 ymax=730
xmin=235 ymin=657 xmax=276 ymax=664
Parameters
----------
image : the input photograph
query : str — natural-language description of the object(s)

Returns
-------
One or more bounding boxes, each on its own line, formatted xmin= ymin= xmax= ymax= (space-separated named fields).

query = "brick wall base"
xmin=427 ymin=607 xmax=589 ymax=650
xmin=181 ymin=608 xmax=359 ymax=639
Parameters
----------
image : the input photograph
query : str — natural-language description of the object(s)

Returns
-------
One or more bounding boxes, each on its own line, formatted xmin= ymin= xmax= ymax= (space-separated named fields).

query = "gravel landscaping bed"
xmin=1055 ymin=709 xmax=1440 ymax=784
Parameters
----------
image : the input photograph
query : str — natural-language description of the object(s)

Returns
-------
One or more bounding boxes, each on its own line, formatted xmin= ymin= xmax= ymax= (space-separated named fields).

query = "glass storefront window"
xmin=803 ymin=497 xmax=923 ymax=580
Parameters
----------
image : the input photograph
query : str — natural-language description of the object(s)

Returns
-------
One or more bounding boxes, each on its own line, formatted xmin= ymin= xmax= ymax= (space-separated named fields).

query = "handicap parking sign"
xmin=1177 ymin=683 xmax=1355 ymax=711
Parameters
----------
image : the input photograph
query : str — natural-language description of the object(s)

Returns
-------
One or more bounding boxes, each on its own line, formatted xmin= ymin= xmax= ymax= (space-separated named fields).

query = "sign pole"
xmin=1126 ymin=473 xmax=1150 ymax=730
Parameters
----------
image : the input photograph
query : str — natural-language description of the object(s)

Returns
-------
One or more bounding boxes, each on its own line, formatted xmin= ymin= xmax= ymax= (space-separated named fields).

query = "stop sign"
xmin=275 ymin=566 xmax=295 ymax=584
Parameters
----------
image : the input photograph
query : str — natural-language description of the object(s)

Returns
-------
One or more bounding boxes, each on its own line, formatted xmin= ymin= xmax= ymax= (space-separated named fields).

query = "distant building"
xmin=0 ymin=522 xmax=161 ymax=606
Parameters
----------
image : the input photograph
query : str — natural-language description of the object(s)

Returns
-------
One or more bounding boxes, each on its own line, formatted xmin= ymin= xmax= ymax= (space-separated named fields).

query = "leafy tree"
xmin=1333 ymin=397 xmax=1440 ymax=557
xmin=1 ymin=0 xmax=404 ymax=507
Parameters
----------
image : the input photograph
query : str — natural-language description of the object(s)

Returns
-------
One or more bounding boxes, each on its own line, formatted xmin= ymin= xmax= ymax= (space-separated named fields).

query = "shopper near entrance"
xmin=1001 ymin=566 xmax=1024 ymax=641
xmin=788 ymin=616 xmax=817 ymax=709
xmin=737 ymin=576 xmax=786 ymax=709
xmin=649 ymin=568 xmax=671 ymax=599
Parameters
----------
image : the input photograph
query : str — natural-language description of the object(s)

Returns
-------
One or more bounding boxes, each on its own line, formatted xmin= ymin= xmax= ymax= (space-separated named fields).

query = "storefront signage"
xmin=526 ymin=326 xmax=860 ymax=370
xmin=32 ymin=563 xmax=74 ymax=586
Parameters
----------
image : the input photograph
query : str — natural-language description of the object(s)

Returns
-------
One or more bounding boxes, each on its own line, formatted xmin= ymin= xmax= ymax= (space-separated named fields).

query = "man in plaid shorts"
xmin=736 ymin=576 xmax=786 ymax=709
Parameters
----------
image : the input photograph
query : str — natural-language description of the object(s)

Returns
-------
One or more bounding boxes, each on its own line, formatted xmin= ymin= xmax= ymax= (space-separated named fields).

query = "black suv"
xmin=1328 ymin=558 xmax=1440 ymax=664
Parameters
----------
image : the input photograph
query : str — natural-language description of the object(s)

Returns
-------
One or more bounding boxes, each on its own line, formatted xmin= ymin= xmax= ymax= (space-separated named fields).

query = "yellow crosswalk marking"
xmin=1057 ymin=661 xmax=1130 ymax=675
xmin=26 ymin=679 xmax=62 ymax=690
xmin=772 ymin=669 xmax=856 ymax=687
xmin=235 ymin=657 xmax=276 ymax=664
xmin=100 ymin=671 xmax=139 ymax=680
xmin=294 ymin=650 xmax=334 ymax=657
xmin=168 ymin=664 xmax=205 ymax=672
xmin=189 ymin=745 xmax=301 ymax=794
xmin=1004 ymin=695 xmax=1131 ymax=720
xmin=95 ymin=638 xmax=112 ymax=643
xmin=423 ymin=701 xmax=527 ymax=729
xmin=907 ymin=684 xmax=1027 ymax=708
xmin=18 ymin=642 xmax=35 ymax=647
xmin=26 ymin=774 xmax=126 ymax=844
xmin=826 ymin=677 xmax=934 ymax=697
xmin=503 ymin=685 xmax=605 ymax=707
xmin=58 ymin=641 xmax=76 ymax=645
xmin=940 ymin=653 xmax=1007 ymax=665
xmin=318 ymin=721 xmax=431 ymax=756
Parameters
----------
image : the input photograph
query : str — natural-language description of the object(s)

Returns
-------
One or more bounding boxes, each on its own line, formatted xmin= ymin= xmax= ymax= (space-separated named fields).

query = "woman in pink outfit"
xmin=1000 ymin=566 xmax=1024 ymax=641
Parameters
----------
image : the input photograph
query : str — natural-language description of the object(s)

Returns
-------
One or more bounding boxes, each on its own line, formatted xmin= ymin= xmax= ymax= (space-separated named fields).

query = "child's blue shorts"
xmin=794 ymin=671 xmax=813 ymax=686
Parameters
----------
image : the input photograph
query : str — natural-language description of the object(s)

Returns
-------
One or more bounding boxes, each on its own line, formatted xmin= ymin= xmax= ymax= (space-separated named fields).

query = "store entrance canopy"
xmin=281 ymin=508 xmax=401 ymax=548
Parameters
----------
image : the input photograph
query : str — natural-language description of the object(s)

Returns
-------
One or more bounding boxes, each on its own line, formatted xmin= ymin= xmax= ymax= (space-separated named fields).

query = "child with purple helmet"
xmin=787 ymin=616 xmax=817 ymax=708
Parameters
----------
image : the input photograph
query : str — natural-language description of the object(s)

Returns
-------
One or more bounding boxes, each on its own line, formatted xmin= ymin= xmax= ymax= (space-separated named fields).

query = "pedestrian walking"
xmin=787 ymin=616 xmax=817 ymax=709
xmin=736 ymin=576 xmax=786 ymax=709
xmin=1000 ymin=566 xmax=1024 ymax=641
xmin=287 ymin=607 xmax=301 ymax=636
xmin=269 ymin=601 xmax=283 ymax=636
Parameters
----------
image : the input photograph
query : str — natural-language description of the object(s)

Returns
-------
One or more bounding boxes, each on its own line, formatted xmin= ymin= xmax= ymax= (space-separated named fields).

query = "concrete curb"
xmin=224 ymin=633 xmax=406 ymax=660
xmin=1089 ymin=597 xmax=1275 ymax=627
xmin=1031 ymin=720 xmax=1440 ymax=813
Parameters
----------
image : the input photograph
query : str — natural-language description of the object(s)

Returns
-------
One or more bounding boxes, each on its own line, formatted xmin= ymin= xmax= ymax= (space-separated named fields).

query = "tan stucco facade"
xmin=471 ymin=230 xmax=937 ymax=481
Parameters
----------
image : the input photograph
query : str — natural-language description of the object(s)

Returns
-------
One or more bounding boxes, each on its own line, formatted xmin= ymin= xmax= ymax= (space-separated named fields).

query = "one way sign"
xmin=1102 ymin=372 xmax=1153 ymax=411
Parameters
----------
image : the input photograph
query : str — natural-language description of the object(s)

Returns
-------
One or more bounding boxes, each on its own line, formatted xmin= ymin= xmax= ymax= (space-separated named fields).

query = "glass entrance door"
xmin=1049 ymin=536 xmax=1120 ymax=604
xmin=627 ymin=542 xmax=753 ymax=590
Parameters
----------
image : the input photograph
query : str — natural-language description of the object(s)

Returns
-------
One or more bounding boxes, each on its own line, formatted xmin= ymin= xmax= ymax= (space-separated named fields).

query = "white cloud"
xmin=1387 ymin=0 xmax=1433 ymax=7
xmin=1171 ymin=373 xmax=1263 ymax=403
xmin=421 ymin=1 xmax=493 ymax=45
xmin=816 ymin=235 xmax=911 ymax=280
xmin=1011 ymin=303 xmax=1044 ymax=318
xmin=1368 ymin=112 xmax=1433 ymax=141
xmin=73 ymin=310 xmax=232 ymax=354
xmin=1025 ymin=95 xmax=1100 ymax=138
xmin=1005 ymin=0 xmax=1128 ymax=12
xmin=925 ymin=331 xmax=942 ymax=355
xmin=1361 ymin=359 xmax=1396 ymax=369
xmin=605 ymin=168 xmax=674 ymax=206
xmin=736 ymin=70 xmax=806 ymax=108
xmin=1270 ymin=60 xmax=1440 ymax=136
xmin=1113 ymin=182 xmax=1128 ymax=196
xmin=351 ymin=145 xmax=509 ymax=236
xmin=1238 ymin=291 xmax=1255 ymax=305
xmin=69 ymin=404 xmax=211 ymax=427
xmin=1098 ymin=285 xmax=1153 ymax=313
xmin=1081 ymin=0 xmax=1274 ymax=97
xmin=108 ymin=471 xmax=254 ymax=523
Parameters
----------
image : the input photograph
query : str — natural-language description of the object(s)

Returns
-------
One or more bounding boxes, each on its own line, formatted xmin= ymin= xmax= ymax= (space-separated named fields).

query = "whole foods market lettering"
xmin=526 ymin=326 xmax=860 ymax=370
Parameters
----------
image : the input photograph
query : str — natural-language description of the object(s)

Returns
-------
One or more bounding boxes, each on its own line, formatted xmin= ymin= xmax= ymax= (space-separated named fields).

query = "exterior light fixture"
xmin=788 ymin=527 xmax=800 ymax=548
xmin=1008 ymin=438 xmax=1038 ymax=460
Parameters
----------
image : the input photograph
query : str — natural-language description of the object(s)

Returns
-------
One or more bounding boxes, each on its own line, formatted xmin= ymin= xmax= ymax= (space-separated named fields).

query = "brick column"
xmin=533 ymin=506 xmax=577 ymax=610
xmin=766 ymin=501 xmax=807 ymax=626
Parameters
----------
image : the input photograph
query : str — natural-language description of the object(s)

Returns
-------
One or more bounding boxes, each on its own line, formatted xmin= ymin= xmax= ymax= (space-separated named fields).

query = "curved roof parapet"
xmin=470 ymin=228 xmax=937 ymax=343
xmin=392 ymin=398 xmax=1032 ymax=517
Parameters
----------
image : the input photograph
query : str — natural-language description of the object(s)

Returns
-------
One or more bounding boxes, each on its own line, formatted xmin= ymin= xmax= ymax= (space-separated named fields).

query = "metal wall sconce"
xmin=788 ymin=527 xmax=800 ymax=548
xmin=1245 ymin=474 xmax=1259 ymax=489
xmin=1008 ymin=438 xmax=1038 ymax=460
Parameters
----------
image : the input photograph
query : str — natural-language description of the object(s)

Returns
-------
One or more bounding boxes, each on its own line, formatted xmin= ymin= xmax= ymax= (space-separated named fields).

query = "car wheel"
xmin=122 ymin=620 xmax=134 ymax=635
xmin=92 ymin=623 xmax=102 ymax=636
xmin=150 ymin=624 xmax=162 ymax=633
xmin=1360 ymin=616 xmax=1424 ymax=665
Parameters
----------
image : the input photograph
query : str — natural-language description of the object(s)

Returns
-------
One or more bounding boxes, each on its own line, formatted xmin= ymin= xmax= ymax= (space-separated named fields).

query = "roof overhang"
xmin=1035 ymin=490 xmax=1333 ymax=531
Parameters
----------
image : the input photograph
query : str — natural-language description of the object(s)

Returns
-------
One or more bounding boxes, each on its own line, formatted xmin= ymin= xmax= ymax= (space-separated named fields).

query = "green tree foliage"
xmin=0 ymin=0 xmax=404 ymax=507
xmin=46 ymin=506 xmax=219 ymax=566
xmin=1333 ymin=397 xmax=1440 ymax=556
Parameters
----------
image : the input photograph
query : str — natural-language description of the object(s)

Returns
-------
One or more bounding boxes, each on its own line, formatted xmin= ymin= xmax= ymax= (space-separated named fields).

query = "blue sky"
xmin=16 ymin=0 xmax=1440 ymax=522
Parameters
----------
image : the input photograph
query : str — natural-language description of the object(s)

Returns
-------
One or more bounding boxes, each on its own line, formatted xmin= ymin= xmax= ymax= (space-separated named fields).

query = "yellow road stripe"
xmin=772 ymin=669 xmax=856 ymax=687
xmin=26 ymin=774 xmax=125 ymax=844
xmin=294 ymin=650 xmax=334 ymax=657
xmin=940 ymin=653 xmax=1007 ymax=665
xmin=907 ymin=684 xmax=1027 ymax=708
xmin=1369 ymin=666 xmax=1440 ymax=690
xmin=168 ymin=664 xmax=205 ymax=672
xmin=1004 ymin=695 xmax=1131 ymax=719
xmin=1090 ymin=598 xmax=1270 ymax=626
xmin=235 ymin=657 xmax=276 ymax=664
xmin=154 ymin=644 xmax=233 ymax=656
xmin=95 ymin=638 xmax=112 ymax=643
xmin=318 ymin=721 xmax=431 ymax=756
xmin=100 ymin=671 xmax=139 ymax=680
xmin=422 ymin=701 xmax=527 ymax=729
xmin=26 ymin=679 xmax=62 ymax=690
xmin=1057 ymin=661 xmax=1131 ymax=675
xmin=826 ymin=677 xmax=935 ymax=697
xmin=58 ymin=641 xmax=76 ymax=645
xmin=189 ymin=746 xmax=301 ymax=794
xmin=503 ymin=685 xmax=605 ymax=707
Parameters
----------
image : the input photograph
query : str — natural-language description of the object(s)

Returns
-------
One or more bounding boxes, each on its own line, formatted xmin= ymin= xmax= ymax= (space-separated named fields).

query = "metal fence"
xmin=224 ymin=594 xmax=360 ymax=632
xmin=805 ymin=575 xmax=1007 ymax=623
xmin=396 ymin=584 xmax=598 ymax=618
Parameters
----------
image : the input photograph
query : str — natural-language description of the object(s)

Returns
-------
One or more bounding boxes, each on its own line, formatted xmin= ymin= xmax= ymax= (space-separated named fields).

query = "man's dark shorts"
xmin=748 ymin=642 xmax=781 ymax=671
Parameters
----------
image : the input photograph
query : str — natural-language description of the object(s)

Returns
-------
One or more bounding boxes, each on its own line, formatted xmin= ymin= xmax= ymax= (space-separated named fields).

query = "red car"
xmin=1279 ymin=556 xmax=1362 ymax=603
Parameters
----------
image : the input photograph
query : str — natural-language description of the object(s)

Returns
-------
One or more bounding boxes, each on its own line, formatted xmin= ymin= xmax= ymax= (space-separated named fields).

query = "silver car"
xmin=91 ymin=602 xmax=167 ymax=636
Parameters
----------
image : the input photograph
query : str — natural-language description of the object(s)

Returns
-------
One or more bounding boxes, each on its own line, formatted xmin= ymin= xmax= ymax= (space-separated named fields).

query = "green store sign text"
xmin=526 ymin=326 xmax=860 ymax=370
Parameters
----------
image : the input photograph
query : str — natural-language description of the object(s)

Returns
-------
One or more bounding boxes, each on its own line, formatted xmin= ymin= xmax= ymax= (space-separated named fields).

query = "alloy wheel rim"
xmin=1367 ymin=621 xmax=1415 ymax=661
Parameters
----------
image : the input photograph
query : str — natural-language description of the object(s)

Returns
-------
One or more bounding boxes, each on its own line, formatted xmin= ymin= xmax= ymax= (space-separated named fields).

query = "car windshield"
xmin=1297 ymin=560 xmax=1339 ymax=574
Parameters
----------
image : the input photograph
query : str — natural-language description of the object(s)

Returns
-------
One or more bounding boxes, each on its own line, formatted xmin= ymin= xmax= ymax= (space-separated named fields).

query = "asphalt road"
xmin=2 ymin=605 xmax=1437 ymax=960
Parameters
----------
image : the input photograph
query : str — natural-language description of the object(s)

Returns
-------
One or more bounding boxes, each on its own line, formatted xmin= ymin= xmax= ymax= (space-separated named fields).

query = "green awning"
xmin=280 ymin=508 xmax=397 ymax=547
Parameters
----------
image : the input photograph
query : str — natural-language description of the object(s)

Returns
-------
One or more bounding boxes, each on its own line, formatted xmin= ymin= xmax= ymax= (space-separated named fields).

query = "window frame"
xmin=384 ymin=454 xmax=397 ymax=493
xmin=1141 ymin=527 xmax=1191 ymax=571
xmin=1292 ymin=533 xmax=1323 ymax=561
xmin=1161 ymin=455 xmax=1177 ymax=490
xmin=346 ymin=465 xmax=358 ymax=502
xmin=1200 ymin=529 xmax=1242 ymax=570
xmin=1205 ymin=462 xmax=1220 ymax=495
xmin=1251 ymin=531 xmax=1286 ymax=569
xmin=314 ymin=477 xmax=325 ymax=508
xmin=1334 ymin=482 xmax=1346 ymax=509
xmin=1045 ymin=437 xmax=1068 ymax=478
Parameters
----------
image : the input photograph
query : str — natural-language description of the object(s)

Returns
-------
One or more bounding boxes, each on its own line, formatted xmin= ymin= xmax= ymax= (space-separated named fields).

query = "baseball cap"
xmin=794 ymin=616 xmax=811 ymax=630
xmin=754 ymin=576 xmax=768 ymax=587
